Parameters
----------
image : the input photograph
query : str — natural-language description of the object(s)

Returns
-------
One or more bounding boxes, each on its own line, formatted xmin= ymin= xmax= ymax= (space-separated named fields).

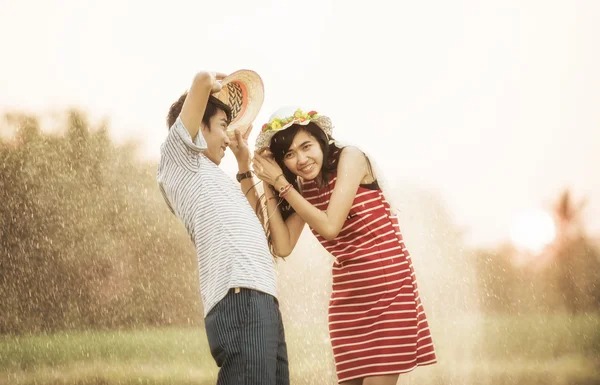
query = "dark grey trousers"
xmin=205 ymin=288 xmax=289 ymax=385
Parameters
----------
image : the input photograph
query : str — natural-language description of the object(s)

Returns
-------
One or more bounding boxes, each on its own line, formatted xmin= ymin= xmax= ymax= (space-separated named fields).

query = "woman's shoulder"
xmin=338 ymin=145 xmax=366 ymax=166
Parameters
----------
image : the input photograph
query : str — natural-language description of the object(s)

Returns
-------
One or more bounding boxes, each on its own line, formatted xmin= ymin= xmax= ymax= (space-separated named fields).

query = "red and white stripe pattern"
xmin=302 ymin=176 xmax=437 ymax=383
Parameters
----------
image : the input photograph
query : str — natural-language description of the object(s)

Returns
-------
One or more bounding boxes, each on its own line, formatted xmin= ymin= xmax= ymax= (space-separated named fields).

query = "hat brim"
xmin=213 ymin=69 xmax=264 ymax=135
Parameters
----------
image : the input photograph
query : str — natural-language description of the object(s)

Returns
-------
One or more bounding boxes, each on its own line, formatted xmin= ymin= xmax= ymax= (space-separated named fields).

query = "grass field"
xmin=1 ymin=313 xmax=598 ymax=385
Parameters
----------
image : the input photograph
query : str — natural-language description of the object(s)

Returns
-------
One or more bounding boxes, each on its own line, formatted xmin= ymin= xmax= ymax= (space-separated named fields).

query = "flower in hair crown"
xmin=261 ymin=109 xmax=318 ymax=132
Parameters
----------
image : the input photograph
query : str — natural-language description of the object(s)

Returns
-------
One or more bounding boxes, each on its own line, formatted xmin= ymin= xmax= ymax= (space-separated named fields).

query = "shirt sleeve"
xmin=158 ymin=181 xmax=175 ymax=215
xmin=160 ymin=116 xmax=207 ymax=172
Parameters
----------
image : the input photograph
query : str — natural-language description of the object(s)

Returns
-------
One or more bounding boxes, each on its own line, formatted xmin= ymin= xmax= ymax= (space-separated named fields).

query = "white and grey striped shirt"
xmin=157 ymin=117 xmax=277 ymax=316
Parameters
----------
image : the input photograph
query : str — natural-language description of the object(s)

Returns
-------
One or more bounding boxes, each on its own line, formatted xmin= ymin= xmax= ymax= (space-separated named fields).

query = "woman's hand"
xmin=252 ymin=151 xmax=287 ymax=188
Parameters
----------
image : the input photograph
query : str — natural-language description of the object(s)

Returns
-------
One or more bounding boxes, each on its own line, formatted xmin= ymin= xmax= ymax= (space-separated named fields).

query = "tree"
xmin=0 ymin=111 xmax=201 ymax=334
xmin=549 ymin=189 xmax=600 ymax=313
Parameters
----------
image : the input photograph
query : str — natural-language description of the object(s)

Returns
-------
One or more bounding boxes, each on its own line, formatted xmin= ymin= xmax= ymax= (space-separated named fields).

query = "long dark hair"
xmin=254 ymin=122 xmax=344 ymax=258
xmin=269 ymin=122 xmax=344 ymax=221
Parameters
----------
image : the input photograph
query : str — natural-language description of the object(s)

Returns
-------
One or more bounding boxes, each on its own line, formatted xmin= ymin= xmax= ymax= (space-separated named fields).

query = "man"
xmin=157 ymin=71 xmax=288 ymax=385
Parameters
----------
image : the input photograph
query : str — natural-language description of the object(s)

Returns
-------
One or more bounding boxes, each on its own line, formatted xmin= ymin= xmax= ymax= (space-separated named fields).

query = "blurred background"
xmin=1 ymin=1 xmax=598 ymax=384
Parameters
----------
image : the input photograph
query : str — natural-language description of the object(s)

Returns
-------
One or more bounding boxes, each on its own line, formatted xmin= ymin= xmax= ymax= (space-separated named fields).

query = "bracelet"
xmin=278 ymin=183 xmax=293 ymax=198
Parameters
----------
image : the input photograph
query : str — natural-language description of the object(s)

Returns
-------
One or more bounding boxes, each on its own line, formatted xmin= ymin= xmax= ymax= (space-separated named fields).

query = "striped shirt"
xmin=157 ymin=117 xmax=277 ymax=316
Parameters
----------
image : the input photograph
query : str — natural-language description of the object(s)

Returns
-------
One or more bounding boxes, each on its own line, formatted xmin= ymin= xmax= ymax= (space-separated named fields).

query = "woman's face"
xmin=282 ymin=130 xmax=323 ymax=181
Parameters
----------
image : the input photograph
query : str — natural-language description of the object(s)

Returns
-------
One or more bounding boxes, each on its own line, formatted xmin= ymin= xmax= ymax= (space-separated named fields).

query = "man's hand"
xmin=210 ymin=72 xmax=227 ymax=94
xmin=229 ymin=124 xmax=253 ymax=171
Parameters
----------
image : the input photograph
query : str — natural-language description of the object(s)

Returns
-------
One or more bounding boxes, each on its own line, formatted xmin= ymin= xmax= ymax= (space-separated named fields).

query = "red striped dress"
xmin=301 ymin=173 xmax=437 ymax=383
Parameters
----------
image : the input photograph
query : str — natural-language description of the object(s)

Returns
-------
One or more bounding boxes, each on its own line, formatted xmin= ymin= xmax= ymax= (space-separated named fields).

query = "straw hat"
xmin=213 ymin=69 xmax=264 ymax=133
xmin=255 ymin=106 xmax=333 ymax=152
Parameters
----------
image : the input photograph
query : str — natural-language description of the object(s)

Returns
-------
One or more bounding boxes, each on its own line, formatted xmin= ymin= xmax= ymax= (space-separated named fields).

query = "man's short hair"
xmin=166 ymin=93 xmax=232 ymax=130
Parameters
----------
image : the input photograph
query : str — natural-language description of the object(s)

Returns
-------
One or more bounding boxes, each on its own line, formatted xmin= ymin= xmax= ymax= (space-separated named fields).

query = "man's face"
xmin=201 ymin=109 xmax=230 ymax=165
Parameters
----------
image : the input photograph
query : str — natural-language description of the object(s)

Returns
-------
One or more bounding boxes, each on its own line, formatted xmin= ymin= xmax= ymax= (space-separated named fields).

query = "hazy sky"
xmin=1 ymin=0 xmax=598 ymax=246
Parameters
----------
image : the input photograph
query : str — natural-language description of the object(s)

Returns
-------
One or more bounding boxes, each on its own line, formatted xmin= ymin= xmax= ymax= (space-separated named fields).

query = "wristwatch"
xmin=236 ymin=170 xmax=253 ymax=182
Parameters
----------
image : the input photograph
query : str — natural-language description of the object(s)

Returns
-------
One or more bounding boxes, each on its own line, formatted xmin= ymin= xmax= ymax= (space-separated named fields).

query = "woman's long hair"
xmin=255 ymin=122 xmax=345 ymax=258
xmin=250 ymin=123 xmax=345 ymax=259
xmin=269 ymin=122 xmax=344 ymax=221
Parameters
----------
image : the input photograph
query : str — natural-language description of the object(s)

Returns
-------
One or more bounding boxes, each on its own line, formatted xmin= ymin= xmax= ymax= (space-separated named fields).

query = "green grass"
xmin=0 ymin=328 xmax=217 ymax=385
xmin=479 ymin=313 xmax=600 ymax=358
xmin=1 ymin=328 xmax=212 ymax=370
xmin=1 ymin=314 xmax=598 ymax=385
xmin=428 ymin=312 xmax=600 ymax=359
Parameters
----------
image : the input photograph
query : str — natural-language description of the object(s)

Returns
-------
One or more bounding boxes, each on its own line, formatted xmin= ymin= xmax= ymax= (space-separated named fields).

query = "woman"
xmin=252 ymin=107 xmax=437 ymax=385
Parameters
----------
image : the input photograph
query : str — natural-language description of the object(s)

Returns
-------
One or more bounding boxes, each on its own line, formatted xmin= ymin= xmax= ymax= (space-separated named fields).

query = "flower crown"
xmin=261 ymin=109 xmax=318 ymax=132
